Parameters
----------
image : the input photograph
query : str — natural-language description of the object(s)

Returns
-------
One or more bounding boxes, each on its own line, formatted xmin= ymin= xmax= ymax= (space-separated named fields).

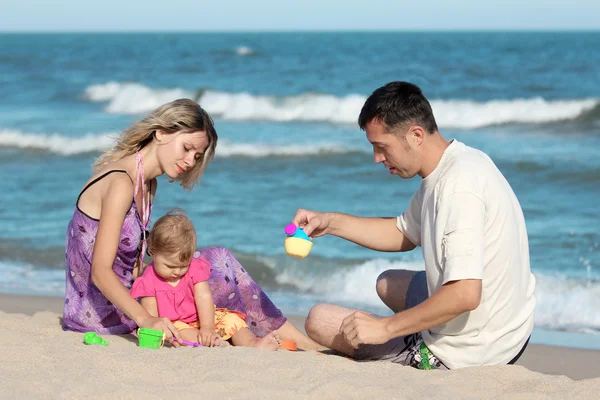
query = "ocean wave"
xmin=534 ymin=273 xmax=600 ymax=334
xmin=0 ymin=129 xmax=116 ymax=155
xmin=216 ymin=140 xmax=356 ymax=157
xmin=275 ymin=258 xmax=600 ymax=334
xmin=0 ymin=261 xmax=66 ymax=296
xmin=0 ymin=130 xmax=358 ymax=158
xmin=84 ymin=82 xmax=192 ymax=115
xmin=83 ymin=82 xmax=599 ymax=128
xmin=235 ymin=46 xmax=255 ymax=56
xmin=0 ymin=252 xmax=598 ymax=334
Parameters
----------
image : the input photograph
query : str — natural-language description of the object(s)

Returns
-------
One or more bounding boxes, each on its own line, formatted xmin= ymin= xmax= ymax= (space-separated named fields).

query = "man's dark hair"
xmin=358 ymin=81 xmax=438 ymax=134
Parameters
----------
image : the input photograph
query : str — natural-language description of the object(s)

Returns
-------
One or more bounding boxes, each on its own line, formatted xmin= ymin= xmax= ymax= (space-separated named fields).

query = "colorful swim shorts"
xmin=354 ymin=332 xmax=448 ymax=370
xmin=173 ymin=307 xmax=248 ymax=341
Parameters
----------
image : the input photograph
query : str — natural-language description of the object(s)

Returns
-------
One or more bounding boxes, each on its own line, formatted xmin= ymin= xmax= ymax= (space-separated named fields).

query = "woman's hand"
xmin=138 ymin=315 xmax=182 ymax=347
xmin=198 ymin=326 xmax=219 ymax=347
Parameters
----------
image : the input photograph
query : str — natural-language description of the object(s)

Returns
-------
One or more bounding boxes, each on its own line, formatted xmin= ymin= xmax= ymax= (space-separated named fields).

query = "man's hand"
xmin=340 ymin=311 xmax=391 ymax=349
xmin=291 ymin=209 xmax=333 ymax=237
xmin=198 ymin=326 xmax=219 ymax=347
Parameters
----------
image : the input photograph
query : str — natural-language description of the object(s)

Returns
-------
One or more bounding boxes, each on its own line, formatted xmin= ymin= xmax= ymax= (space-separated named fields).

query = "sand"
xmin=1 ymin=293 xmax=599 ymax=399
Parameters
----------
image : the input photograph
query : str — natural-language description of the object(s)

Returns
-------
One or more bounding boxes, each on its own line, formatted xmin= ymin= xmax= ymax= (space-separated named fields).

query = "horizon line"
xmin=1 ymin=28 xmax=599 ymax=34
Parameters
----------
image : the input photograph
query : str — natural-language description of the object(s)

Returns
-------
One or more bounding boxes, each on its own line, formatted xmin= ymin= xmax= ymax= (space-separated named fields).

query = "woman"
xmin=63 ymin=98 xmax=320 ymax=349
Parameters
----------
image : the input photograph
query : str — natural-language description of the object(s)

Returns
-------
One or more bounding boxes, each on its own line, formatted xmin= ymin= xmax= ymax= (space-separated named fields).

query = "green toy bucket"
xmin=138 ymin=328 xmax=165 ymax=349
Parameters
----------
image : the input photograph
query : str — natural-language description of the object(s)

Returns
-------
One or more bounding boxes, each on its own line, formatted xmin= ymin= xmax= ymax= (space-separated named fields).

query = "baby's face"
xmin=152 ymin=252 xmax=190 ymax=282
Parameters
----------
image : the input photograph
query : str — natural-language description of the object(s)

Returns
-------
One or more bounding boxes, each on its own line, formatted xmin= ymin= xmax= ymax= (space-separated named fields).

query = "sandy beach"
xmin=1 ymin=293 xmax=598 ymax=399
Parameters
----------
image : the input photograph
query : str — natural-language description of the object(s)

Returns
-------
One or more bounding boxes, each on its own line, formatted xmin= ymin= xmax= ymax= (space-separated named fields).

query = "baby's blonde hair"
xmin=147 ymin=209 xmax=197 ymax=263
xmin=94 ymin=98 xmax=218 ymax=191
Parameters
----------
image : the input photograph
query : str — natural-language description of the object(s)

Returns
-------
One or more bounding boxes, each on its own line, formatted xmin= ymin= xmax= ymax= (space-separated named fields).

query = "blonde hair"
xmin=147 ymin=209 xmax=197 ymax=263
xmin=94 ymin=98 xmax=218 ymax=191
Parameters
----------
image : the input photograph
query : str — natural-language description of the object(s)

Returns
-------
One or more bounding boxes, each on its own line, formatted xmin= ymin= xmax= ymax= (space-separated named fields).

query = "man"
xmin=292 ymin=81 xmax=535 ymax=370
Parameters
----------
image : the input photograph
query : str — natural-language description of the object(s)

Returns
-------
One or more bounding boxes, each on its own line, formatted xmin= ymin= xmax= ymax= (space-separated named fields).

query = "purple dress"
xmin=63 ymin=170 xmax=286 ymax=336
xmin=201 ymin=247 xmax=285 ymax=338
xmin=63 ymin=170 xmax=143 ymax=334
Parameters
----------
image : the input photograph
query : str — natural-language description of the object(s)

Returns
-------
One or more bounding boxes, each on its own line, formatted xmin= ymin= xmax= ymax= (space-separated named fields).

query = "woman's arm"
xmin=90 ymin=174 xmax=180 ymax=343
xmin=90 ymin=174 xmax=149 ymax=324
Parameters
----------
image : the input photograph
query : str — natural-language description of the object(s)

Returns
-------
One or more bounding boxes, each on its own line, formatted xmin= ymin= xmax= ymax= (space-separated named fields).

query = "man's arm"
xmin=341 ymin=190 xmax=485 ymax=347
xmin=341 ymin=279 xmax=482 ymax=347
xmin=326 ymin=213 xmax=416 ymax=252
xmin=384 ymin=279 xmax=481 ymax=337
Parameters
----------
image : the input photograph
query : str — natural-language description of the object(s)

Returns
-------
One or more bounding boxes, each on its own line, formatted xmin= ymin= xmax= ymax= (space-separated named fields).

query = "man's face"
xmin=365 ymin=119 xmax=421 ymax=179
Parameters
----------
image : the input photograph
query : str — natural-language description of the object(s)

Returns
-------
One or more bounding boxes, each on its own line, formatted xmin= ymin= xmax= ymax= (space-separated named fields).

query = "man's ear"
xmin=409 ymin=126 xmax=425 ymax=146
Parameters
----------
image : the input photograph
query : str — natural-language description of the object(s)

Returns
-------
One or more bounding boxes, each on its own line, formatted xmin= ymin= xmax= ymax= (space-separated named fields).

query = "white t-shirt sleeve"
xmin=396 ymin=191 xmax=422 ymax=247
xmin=437 ymin=191 xmax=485 ymax=284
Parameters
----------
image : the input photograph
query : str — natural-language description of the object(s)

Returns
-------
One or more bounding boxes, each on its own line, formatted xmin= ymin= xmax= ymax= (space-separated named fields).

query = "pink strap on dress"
xmin=134 ymin=151 xmax=151 ymax=267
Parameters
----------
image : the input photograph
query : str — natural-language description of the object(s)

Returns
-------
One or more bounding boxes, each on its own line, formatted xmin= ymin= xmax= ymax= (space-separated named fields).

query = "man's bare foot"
xmin=255 ymin=331 xmax=281 ymax=351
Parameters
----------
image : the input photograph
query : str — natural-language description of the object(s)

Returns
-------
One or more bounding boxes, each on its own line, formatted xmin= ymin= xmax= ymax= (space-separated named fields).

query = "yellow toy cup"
xmin=284 ymin=224 xmax=313 ymax=258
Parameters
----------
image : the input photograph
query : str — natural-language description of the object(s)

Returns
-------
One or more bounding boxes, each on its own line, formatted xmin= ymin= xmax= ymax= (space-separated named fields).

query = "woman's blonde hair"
xmin=147 ymin=209 xmax=197 ymax=263
xmin=94 ymin=98 xmax=218 ymax=191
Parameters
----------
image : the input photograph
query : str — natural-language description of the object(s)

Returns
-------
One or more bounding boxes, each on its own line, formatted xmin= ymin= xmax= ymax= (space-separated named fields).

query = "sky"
xmin=1 ymin=0 xmax=599 ymax=32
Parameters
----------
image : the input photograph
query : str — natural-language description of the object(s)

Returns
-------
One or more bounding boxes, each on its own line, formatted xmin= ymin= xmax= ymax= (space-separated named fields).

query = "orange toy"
xmin=280 ymin=340 xmax=297 ymax=351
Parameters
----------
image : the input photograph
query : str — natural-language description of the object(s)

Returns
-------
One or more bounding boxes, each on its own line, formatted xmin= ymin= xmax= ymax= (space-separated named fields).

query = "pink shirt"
xmin=130 ymin=253 xmax=211 ymax=323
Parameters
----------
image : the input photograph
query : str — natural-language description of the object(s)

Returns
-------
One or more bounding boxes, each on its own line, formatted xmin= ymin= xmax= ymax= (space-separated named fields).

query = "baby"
xmin=130 ymin=209 xmax=280 ymax=350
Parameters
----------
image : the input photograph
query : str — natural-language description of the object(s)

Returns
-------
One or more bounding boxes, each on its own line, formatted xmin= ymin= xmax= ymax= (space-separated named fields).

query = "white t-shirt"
xmin=397 ymin=140 xmax=535 ymax=369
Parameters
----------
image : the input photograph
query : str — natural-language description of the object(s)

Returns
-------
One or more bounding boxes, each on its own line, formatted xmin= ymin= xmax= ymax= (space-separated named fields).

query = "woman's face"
xmin=156 ymin=130 xmax=209 ymax=179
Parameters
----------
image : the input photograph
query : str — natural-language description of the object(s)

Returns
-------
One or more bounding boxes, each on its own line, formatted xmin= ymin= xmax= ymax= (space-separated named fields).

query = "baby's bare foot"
xmin=215 ymin=337 xmax=230 ymax=348
xmin=256 ymin=331 xmax=280 ymax=351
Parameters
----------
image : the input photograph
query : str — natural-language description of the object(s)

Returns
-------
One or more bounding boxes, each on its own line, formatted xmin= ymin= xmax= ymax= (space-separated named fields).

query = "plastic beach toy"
xmin=83 ymin=332 xmax=109 ymax=346
xmin=280 ymin=340 xmax=298 ymax=351
xmin=138 ymin=328 xmax=165 ymax=349
xmin=174 ymin=337 xmax=203 ymax=347
xmin=284 ymin=224 xmax=313 ymax=258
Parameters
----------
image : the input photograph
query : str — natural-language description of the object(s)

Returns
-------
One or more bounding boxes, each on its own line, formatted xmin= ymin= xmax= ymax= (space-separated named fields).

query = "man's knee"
xmin=377 ymin=269 xmax=418 ymax=292
xmin=375 ymin=269 xmax=393 ymax=298
xmin=305 ymin=303 xmax=344 ymax=340
xmin=305 ymin=304 xmax=327 ymax=338
xmin=376 ymin=269 xmax=420 ymax=312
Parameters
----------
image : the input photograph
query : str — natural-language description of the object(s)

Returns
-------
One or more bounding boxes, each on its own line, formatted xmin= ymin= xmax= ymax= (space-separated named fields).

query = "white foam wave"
xmin=0 ymin=261 xmax=65 ymax=296
xmin=83 ymin=82 xmax=599 ymax=128
xmin=0 ymin=255 xmax=598 ymax=334
xmin=432 ymin=98 xmax=598 ymax=129
xmin=84 ymin=82 xmax=193 ymax=115
xmin=276 ymin=259 xmax=425 ymax=308
xmin=235 ymin=46 xmax=254 ymax=55
xmin=534 ymin=274 xmax=600 ymax=333
xmin=0 ymin=130 xmax=355 ymax=158
xmin=201 ymin=90 xmax=366 ymax=123
xmin=276 ymin=258 xmax=600 ymax=334
xmin=0 ymin=130 xmax=116 ymax=155
xmin=217 ymin=139 xmax=354 ymax=157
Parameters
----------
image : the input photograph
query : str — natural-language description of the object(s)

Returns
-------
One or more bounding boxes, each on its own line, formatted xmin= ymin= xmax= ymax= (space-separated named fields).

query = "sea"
xmin=0 ymin=32 xmax=599 ymax=347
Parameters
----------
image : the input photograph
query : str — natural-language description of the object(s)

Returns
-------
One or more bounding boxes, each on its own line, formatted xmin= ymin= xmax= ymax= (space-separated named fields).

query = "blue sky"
xmin=2 ymin=0 xmax=599 ymax=31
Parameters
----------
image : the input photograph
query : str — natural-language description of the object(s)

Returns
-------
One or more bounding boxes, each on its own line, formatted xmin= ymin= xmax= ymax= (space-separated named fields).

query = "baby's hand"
xmin=198 ymin=326 xmax=219 ymax=347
